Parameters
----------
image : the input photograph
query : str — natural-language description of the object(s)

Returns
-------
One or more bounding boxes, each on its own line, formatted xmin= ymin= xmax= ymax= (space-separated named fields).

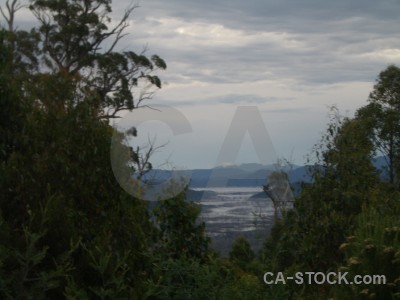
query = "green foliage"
xmin=332 ymin=190 xmax=400 ymax=299
xmin=0 ymin=98 xmax=153 ymax=297
xmin=357 ymin=64 xmax=400 ymax=187
xmin=0 ymin=1 xmax=163 ymax=298
xmin=144 ymin=257 xmax=266 ymax=300
xmin=259 ymin=107 xmax=383 ymax=298
xmin=152 ymin=189 xmax=210 ymax=261
xmin=229 ymin=236 xmax=255 ymax=269
xmin=262 ymin=110 xmax=378 ymax=271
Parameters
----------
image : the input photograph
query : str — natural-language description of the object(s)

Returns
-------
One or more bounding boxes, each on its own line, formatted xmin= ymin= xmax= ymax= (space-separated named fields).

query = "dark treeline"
xmin=0 ymin=1 xmax=399 ymax=299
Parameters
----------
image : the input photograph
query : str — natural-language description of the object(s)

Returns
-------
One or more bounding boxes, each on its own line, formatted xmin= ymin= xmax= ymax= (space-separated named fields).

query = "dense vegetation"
xmin=1 ymin=1 xmax=399 ymax=299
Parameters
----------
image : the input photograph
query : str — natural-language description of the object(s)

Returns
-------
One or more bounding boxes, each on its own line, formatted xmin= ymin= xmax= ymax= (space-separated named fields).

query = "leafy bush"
xmin=333 ymin=191 xmax=400 ymax=299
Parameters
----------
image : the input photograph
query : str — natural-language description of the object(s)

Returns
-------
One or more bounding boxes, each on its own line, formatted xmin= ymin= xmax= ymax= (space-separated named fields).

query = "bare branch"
xmin=134 ymin=135 xmax=167 ymax=177
xmin=104 ymin=4 xmax=139 ymax=54
xmin=96 ymin=114 xmax=121 ymax=120
xmin=140 ymin=105 xmax=161 ymax=112
xmin=1 ymin=0 xmax=24 ymax=32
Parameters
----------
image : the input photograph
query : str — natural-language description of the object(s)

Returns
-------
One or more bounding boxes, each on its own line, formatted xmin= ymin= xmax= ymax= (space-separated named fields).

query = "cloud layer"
xmin=110 ymin=0 xmax=400 ymax=167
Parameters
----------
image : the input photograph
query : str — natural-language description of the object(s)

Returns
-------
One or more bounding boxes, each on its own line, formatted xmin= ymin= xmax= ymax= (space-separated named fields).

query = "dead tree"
xmin=263 ymin=170 xmax=294 ymax=221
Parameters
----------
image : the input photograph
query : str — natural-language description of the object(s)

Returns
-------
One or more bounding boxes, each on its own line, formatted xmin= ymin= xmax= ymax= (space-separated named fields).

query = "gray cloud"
xmin=118 ymin=0 xmax=400 ymax=167
xmin=136 ymin=0 xmax=400 ymax=33
xmin=217 ymin=94 xmax=294 ymax=104
xmin=263 ymin=107 xmax=310 ymax=114
xmin=11 ymin=1 xmax=400 ymax=87
xmin=118 ymin=0 xmax=400 ymax=86
xmin=154 ymin=94 xmax=287 ymax=107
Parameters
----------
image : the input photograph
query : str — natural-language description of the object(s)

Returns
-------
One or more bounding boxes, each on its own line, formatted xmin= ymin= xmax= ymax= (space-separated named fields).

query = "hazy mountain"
xmin=139 ymin=163 xmax=313 ymax=188
xmin=140 ymin=156 xmax=389 ymax=189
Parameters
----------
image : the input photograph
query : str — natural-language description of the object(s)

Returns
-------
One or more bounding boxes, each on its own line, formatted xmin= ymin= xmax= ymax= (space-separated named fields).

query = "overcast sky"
xmin=11 ymin=0 xmax=400 ymax=169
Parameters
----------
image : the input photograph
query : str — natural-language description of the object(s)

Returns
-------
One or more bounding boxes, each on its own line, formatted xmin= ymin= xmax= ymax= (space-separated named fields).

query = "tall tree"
xmin=261 ymin=108 xmax=378 ymax=274
xmin=357 ymin=64 xmax=400 ymax=187
xmin=25 ymin=0 xmax=167 ymax=118
xmin=0 ymin=1 xmax=167 ymax=297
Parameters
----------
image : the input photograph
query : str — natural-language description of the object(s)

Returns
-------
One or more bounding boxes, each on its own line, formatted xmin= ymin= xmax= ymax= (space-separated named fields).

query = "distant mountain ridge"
xmin=140 ymin=156 xmax=389 ymax=188
xmin=140 ymin=163 xmax=312 ymax=188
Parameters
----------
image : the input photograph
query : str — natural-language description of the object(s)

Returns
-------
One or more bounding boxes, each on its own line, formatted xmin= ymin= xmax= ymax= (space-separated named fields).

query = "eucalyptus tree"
xmin=27 ymin=0 xmax=167 ymax=118
xmin=357 ymin=65 xmax=400 ymax=187
xmin=0 ymin=1 xmax=167 ymax=297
